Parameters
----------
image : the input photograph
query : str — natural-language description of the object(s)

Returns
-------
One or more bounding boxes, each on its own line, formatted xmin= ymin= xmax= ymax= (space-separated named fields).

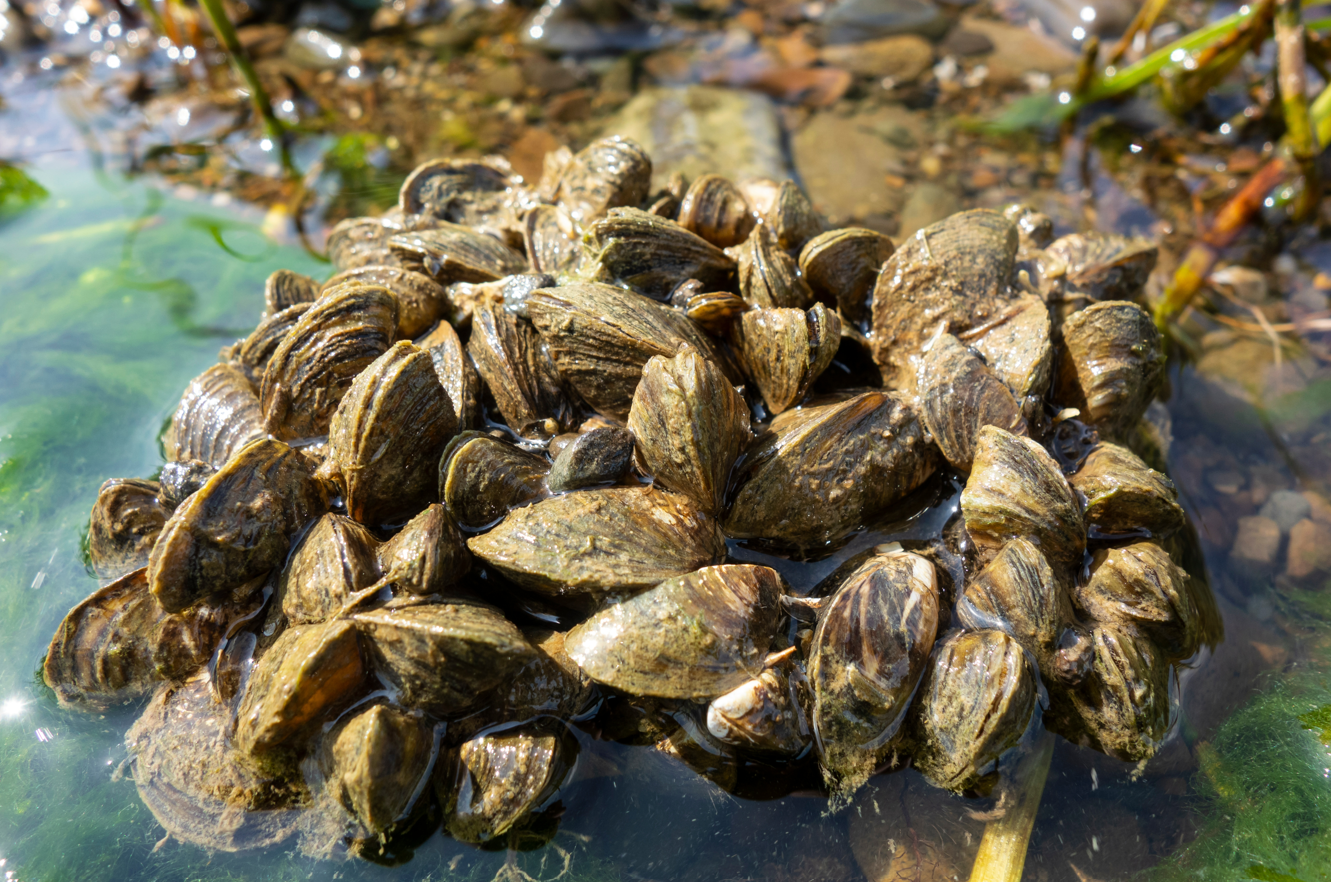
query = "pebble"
xmin=940 ymin=28 xmax=994 ymax=56
xmin=283 ymin=27 xmax=351 ymax=71
xmin=1305 ymin=490 xmax=1331 ymax=524
xmin=1287 ymin=518 xmax=1331 ymax=578
xmin=818 ymin=34 xmax=934 ymax=81
xmin=820 ymin=0 xmax=950 ymax=44
xmin=956 ymin=15 xmax=1077 ymax=85
xmin=1258 ymin=488 xmax=1312 ymax=533
xmin=897 ymin=180 xmax=961 ymax=239
xmin=790 ymin=104 xmax=924 ymax=225
xmin=1207 ymin=468 xmax=1245 ymax=495
xmin=1231 ymin=515 xmax=1281 ymax=565
xmin=601 ymin=86 xmax=792 ymax=188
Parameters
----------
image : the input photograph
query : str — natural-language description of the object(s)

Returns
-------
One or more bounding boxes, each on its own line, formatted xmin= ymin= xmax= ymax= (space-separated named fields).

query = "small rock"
xmin=791 ymin=104 xmax=925 ymax=225
xmin=1305 ymin=490 xmax=1331 ymax=525
xmin=958 ymin=16 xmax=1077 ymax=85
xmin=477 ymin=64 xmax=526 ymax=100
xmin=897 ymin=181 xmax=962 ymax=240
xmin=601 ymin=86 xmax=791 ymax=188
xmin=1258 ymin=488 xmax=1312 ymax=533
xmin=1207 ymin=468 xmax=1245 ymax=495
xmin=1231 ymin=516 xmax=1281 ymax=565
xmin=940 ymin=28 xmax=993 ymax=56
xmin=283 ymin=28 xmax=350 ymax=71
xmin=820 ymin=0 xmax=950 ymax=44
xmin=1287 ymin=518 xmax=1331 ymax=578
xmin=818 ymin=34 xmax=934 ymax=81
xmin=507 ymin=127 xmax=562 ymax=185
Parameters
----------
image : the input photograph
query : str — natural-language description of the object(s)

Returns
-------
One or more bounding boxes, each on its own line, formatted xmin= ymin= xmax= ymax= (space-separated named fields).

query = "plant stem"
xmin=967 ymin=732 xmax=1055 ymax=882
xmin=1107 ymin=0 xmax=1172 ymax=65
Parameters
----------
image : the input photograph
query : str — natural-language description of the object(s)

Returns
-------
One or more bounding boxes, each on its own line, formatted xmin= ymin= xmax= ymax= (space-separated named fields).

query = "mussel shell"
xmin=1070 ymin=442 xmax=1184 ymax=538
xmin=321 ymin=341 xmax=458 ymax=526
xmin=1076 ymin=542 xmax=1201 ymax=661
xmin=765 ymin=180 xmax=825 ymax=252
xmin=477 ymin=629 xmax=595 ymax=727
xmin=705 ymin=661 xmax=811 ymax=756
xmin=350 ymin=598 xmax=534 ymax=714
xmin=870 ymin=209 xmax=1020 ymax=392
xmin=415 ymin=319 xmax=482 ymax=431
xmin=43 ymin=568 xmax=230 ymax=710
xmin=264 ymin=269 xmax=321 ymax=317
xmin=323 ymin=265 xmax=446 ymax=340
xmin=259 ymin=284 xmax=399 ymax=440
xmin=226 ymin=303 xmax=313 ymax=388
xmin=965 ymin=292 xmax=1053 ymax=422
xmin=399 ymin=157 xmax=518 ymax=227
xmin=277 ymin=513 xmax=381 ymax=624
xmin=528 ymin=281 xmax=736 ymax=420
xmin=798 ymin=227 xmax=894 ymax=325
xmin=677 ymin=174 xmax=756 ymax=249
xmin=235 ymin=619 xmax=368 ymax=760
xmin=908 ymin=629 xmax=1036 ymax=793
xmin=164 ymin=362 xmax=266 ymax=469
xmin=390 ymin=223 xmax=528 ymax=285
xmin=683 ymin=289 xmax=748 ymax=333
xmin=1004 ymin=203 xmax=1055 ymax=250
xmin=88 ymin=478 xmax=169 ymax=582
xmin=960 ymin=426 xmax=1085 ymax=569
xmin=916 ymin=333 xmax=1024 ymax=472
xmin=552 ymin=135 xmax=653 ymax=227
xmin=581 ymin=207 xmax=736 ymax=300
xmin=564 ymin=564 xmax=783 ymax=699
xmin=439 ymin=432 xmax=549 ymax=531
xmin=377 ymin=503 xmax=471 ymax=596
xmin=467 ymin=485 xmax=727 ymax=599
xmin=809 ymin=551 xmax=939 ymax=800
xmin=547 ymin=425 xmax=634 ymax=492
xmin=467 ymin=299 xmax=575 ymax=439
xmin=327 ymin=216 xmax=407 ymax=272
xmin=148 ymin=439 xmax=329 ymax=612
xmin=319 ymin=703 xmax=437 ymax=836
xmin=157 ymin=459 xmax=216 ymax=509
xmin=735 ymin=223 xmax=815 ymax=310
xmin=730 ymin=304 xmax=842 ymax=414
xmin=439 ymin=725 xmax=570 ymax=844
xmin=523 ymin=204 xmax=581 ymax=276
xmin=128 ymin=676 xmax=302 ymax=852
xmin=1054 ymin=300 xmax=1164 ymax=438
xmin=1044 ymin=232 xmax=1157 ymax=305
xmin=724 ymin=391 xmax=937 ymax=547
xmin=627 ymin=346 xmax=751 ymax=513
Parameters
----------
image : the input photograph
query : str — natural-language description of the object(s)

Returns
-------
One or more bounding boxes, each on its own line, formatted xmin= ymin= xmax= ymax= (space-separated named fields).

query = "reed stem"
xmin=967 ymin=732 xmax=1055 ymax=882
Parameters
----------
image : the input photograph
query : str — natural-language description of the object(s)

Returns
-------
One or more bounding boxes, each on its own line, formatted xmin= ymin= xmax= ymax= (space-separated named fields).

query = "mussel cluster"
xmin=45 ymin=137 xmax=1217 ymax=858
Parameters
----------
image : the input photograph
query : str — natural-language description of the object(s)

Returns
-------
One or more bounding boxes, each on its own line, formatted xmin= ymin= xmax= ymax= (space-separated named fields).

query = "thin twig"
xmin=1108 ymin=0 xmax=1173 ymax=65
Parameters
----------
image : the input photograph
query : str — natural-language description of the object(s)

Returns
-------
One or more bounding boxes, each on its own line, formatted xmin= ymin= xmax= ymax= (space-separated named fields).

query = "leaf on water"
xmin=0 ymin=163 xmax=49 ymax=217
xmin=1297 ymin=704 xmax=1331 ymax=746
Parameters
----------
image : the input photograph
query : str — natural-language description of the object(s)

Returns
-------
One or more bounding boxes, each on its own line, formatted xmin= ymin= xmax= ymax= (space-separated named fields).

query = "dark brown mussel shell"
xmin=725 ymin=391 xmax=937 ymax=548
xmin=705 ymin=656 xmax=811 ymax=756
xmin=1043 ymin=232 xmax=1157 ymax=308
xmin=277 ymin=513 xmax=381 ymax=624
xmin=871 ymin=209 xmax=1020 ymax=392
xmin=264 ymin=269 xmax=320 ymax=316
xmin=964 ymin=293 xmax=1053 ymax=422
xmin=1004 ymin=203 xmax=1055 ymax=250
xmin=551 ymin=135 xmax=652 ymax=227
xmin=765 ymin=180 xmax=825 ymax=252
xmin=1076 ymin=542 xmax=1202 ymax=661
xmin=318 ymin=703 xmax=437 ymax=836
xmin=1046 ymin=625 xmax=1172 ymax=762
xmin=415 ymin=319 xmax=482 ymax=431
xmin=440 ymin=432 xmax=549 ymax=531
xmin=390 ymin=223 xmax=527 ymax=285
xmin=399 ymin=157 xmax=519 ymax=228
xmin=1054 ymin=300 xmax=1164 ymax=438
xmin=350 ymin=598 xmax=534 ymax=715
xmin=907 ymin=630 xmax=1036 ymax=793
xmin=683 ymin=289 xmax=748 ymax=333
xmin=916 ymin=333 xmax=1024 ymax=472
xmin=467 ymin=485 xmax=726 ymax=599
xmin=547 ymin=426 xmax=634 ymax=492
xmin=809 ymin=551 xmax=939 ymax=802
xmin=480 ymin=629 xmax=595 ymax=726
xmin=1070 ymin=442 xmax=1185 ymax=538
xmin=581 ymin=207 xmax=736 ymax=299
xmin=564 ymin=564 xmax=783 ymax=699
xmin=157 ymin=459 xmax=216 ymax=508
xmin=677 ymin=174 xmax=756 ymax=248
xmin=327 ymin=216 xmax=407 ymax=272
xmin=528 ymin=281 xmax=734 ymax=420
xmin=729 ymin=304 xmax=841 ymax=415
xmin=324 ymin=265 xmax=445 ymax=340
xmin=377 ymin=503 xmax=470 ymax=596
xmin=960 ymin=426 xmax=1085 ymax=569
xmin=319 ymin=341 xmax=457 ymax=526
xmin=88 ymin=478 xmax=169 ymax=582
xmin=798 ymin=227 xmax=894 ymax=325
xmin=523 ymin=203 xmax=581 ymax=275
xmin=259 ymin=284 xmax=399 ymax=440
xmin=226 ymin=304 xmax=313 ymax=388
xmin=128 ymin=676 xmax=302 ymax=852
xmin=438 ymin=725 xmax=571 ymax=844
xmin=627 ymin=346 xmax=751 ymax=513
xmin=148 ymin=438 xmax=328 ymax=612
xmin=164 ymin=362 xmax=266 ymax=469
xmin=467 ymin=299 xmax=575 ymax=439
xmin=235 ymin=619 xmax=367 ymax=766
xmin=735 ymin=223 xmax=814 ymax=310
xmin=43 ymin=568 xmax=231 ymax=710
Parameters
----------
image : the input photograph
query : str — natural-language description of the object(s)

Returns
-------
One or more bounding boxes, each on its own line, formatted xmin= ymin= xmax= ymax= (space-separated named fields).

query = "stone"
xmin=896 ymin=181 xmax=962 ymax=240
xmin=818 ymin=34 xmax=934 ymax=81
xmin=820 ymin=0 xmax=950 ymax=44
xmin=1258 ymin=489 xmax=1312 ymax=533
xmin=1287 ymin=518 xmax=1331 ymax=578
xmin=957 ymin=16 xmax=1077 ymax=86
xmin=1231 ymin=516 xmax=1281 ymax=565
xmin=599 ymin=86 xmax=791 ymax=190
xmin=790 ymin=105 xmax=925 ymax=225
xmin=1304 ymin=490 xmax=1331 ymax=525
xmin=940 ymin=28 xmax=994 ymax=56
